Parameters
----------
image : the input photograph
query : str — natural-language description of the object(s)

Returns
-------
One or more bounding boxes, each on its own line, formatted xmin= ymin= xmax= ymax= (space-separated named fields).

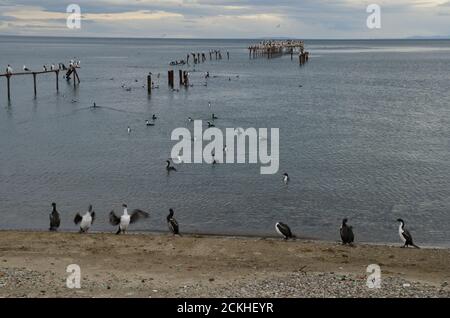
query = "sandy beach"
xmin=0 ymin=231 xmax=448 ymax=298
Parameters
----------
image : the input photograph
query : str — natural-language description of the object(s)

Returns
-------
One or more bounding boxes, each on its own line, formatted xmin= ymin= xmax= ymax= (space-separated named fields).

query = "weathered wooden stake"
xmin=179 ymin=70 xmax=183 ymax=86
xmin=33 ymin=73 xmax=37 ymax=97
xmin=56 ymin=70 xmax=59 ymax=92
xmin=7 ymin=75 xmax=11 ymax=101
xmin=168 ymin=70 xmax=174 ymax=88
xmin=147 ymin=74 xmax=152 ymax=94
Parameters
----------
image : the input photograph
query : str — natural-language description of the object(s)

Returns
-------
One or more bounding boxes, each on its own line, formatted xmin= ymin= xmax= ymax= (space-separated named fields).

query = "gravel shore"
xmin=0 ymin=231 xmax=449 ymax=298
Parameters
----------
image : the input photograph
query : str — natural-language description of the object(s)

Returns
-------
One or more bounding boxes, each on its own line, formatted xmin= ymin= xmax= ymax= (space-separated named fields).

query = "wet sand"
xmin=0 ymin=231 xmax=448 ymax=297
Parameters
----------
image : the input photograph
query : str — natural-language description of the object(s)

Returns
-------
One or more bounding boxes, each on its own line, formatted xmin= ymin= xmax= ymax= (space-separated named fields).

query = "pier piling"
xmin=33 ymin=73 xmax=37 ymax=97
xmin=168 ymin=70 xmax=174 ymax=88
xmin=147 ymin=74 xmax=152 ymax=94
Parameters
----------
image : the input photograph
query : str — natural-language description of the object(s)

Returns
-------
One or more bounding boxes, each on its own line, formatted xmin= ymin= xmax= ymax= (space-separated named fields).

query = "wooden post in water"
xmin=33 ymin=73 xmax=37 ymax=97
xmin=168 ymin=70 xmax=174 ymax=88
xmin=147 ymin=74 xmax=152 ymax=94
xmin=6 ymin=75 xmax=11 ymax=101
xmin=56 ymin=70 xmax=59 ymax=92
xmin=179 ymin=70 xmax=183 ymax=86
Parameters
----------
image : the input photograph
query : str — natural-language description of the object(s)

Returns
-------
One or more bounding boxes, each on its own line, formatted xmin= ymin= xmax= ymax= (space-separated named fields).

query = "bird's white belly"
xmin=80 ymin=215 xmax=92 ymax=231
xmin=275 ymin=224 xmax=283 ymax=237
xmin=120 ymin=215 xmax=130 ymax=230
xmin=398 ymin=227 xmax=406 ymax=242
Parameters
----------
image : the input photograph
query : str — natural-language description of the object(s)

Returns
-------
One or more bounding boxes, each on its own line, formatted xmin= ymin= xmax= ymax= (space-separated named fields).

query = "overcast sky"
xmin=0 ymin=0 xmax=449 ymax=38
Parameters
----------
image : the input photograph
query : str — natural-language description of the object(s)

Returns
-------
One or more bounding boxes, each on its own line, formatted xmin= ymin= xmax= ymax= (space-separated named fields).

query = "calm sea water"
xmin=0 ymin=37 xmax=449 ymax=246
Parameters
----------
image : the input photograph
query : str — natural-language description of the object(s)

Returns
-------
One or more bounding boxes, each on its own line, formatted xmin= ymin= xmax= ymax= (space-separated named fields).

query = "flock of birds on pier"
xmin=47 ymin=198 xmax=420 ymax=248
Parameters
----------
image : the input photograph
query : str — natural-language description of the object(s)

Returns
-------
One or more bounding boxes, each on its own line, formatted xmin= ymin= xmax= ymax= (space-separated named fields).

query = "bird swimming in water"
xmin=397 ymin=218 xmax=419 ymax=248
xmin=208 ymin=101 xmax=211 ymax=108
xmin=109 ymin=204 xmax=149 ymax=235
xmin=283 ymin=173 xmax=289 ymax=184
xmin=167 ymin=208 xmax=180 ymax=235
xmin=275 ymin=222 xmax=295 ymax=240
xmin=74 ymin=205 xmax=96 ymax=233
xmin=340 ymin=218 xmax=354 ymax=245
xmin=145 ymin=120 xmax=155 ymax=126
xmin=127 ymin=126 xmax=131 ymax=134
xmin=152 ymin=114 xmax=157 ymax=120
xmin=49 ymin=202 xmax=60 ymax=232
xmin=166 ymin=160 xmax=177 ymax=172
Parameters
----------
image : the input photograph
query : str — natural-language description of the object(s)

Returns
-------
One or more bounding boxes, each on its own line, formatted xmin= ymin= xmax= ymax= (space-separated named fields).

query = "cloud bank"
xmin=0 ymin=0 xmax=449 ymax=38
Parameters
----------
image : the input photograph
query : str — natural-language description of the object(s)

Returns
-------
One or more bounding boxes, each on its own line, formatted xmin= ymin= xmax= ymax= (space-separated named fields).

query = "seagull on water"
xmin=74 ymin=205 xmax=96 ymax=233
xmin=283 ymin=173 xmax=290 ymax=184
xmin=109 ymin=204 xmax=149 ymax=235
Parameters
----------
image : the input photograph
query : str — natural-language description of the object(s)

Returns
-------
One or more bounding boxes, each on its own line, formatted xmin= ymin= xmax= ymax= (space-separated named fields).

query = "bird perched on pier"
xmin=109 ymin=204 xmax=149 ymax=234
xmin=50 ymin=64 xmax=55 ymax=71
xmin=212 ymin=113 xmax=218 ymax=120
xmin=207 ymin=121 xmax=215 ymax=128
xmin=397 ymin=219 xmax=419 ymax=248
xmin=6 ymin=65 xmax=13 ymax=74
xmin=167 ymin=208 xmax=180 ymax=235
xmin=23 ymin=65 xmax=30 ymax=72
xmin=188 ymin=117 xmax=193 ymax=122
xmin=43 ymin=65 xmax=47 ymax=71
xmin=74 ymin=205 xmax=95 ymax=233
xmin=49 ymin=202 xmax=60 ymax=232
xmin=166 ymin=160 xmax=177 ymax=172
xmin=340 ymin=218 xmax=354 ymax=245
xmin=275 ymin=222 xmax=295 ymax=240
xmin=282 ymin=173 xmax=290 ymax=184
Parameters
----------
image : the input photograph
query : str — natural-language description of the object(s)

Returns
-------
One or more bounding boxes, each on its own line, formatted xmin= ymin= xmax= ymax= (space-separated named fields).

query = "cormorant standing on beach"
xmin=340 ymin=218 xmax=354 ymax=245
xmin=49 ymin=202 xmax=60 ymax=231
xmin=275 ymin=222 xmax=295 ymax=240
xmin=74 ymin=205 xmax=95 ymax=233
xmin=109 ymin=204 xmax=149 ymax=234
xmin=167 ymin=208 xmax=180 ymax=235
xmin=397 ymin=219 xmax=419 ymax=248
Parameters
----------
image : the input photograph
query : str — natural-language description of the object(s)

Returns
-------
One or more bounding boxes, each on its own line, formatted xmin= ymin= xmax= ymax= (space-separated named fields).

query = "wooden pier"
xmin=248 ymin=40 xmax=310 ymax=65
xmin=0 ymin=66 xmax=80 ymax=101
